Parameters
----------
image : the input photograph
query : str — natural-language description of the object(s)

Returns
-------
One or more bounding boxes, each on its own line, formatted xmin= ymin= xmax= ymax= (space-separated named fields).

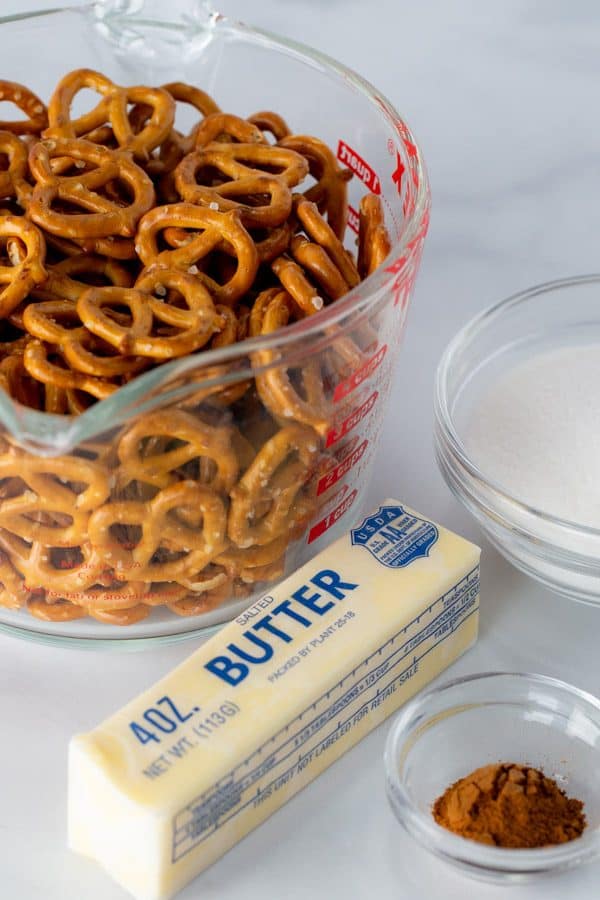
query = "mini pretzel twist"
xmin=358 ymin=193 xmax=392 ymax=276
xmin=105 ymin=85 xmax=175 ymax=162
xmin=0 ymin=80 xmax=48 ymax=135
xmin=135 ymin=203 xmax=259 ymax=305
xmin=23 ymin=339 xmax=118 ymax=400
xmin=136 ymin=82 xmax=223 ymax=177
xmin=158 ymin=82 xmax=221 ymax=159
xmin=228 ymin=424 xmax=320 ymax=547
xmin=117 ymin=408 xmax=239 ymax=492
xmin=22 ymin=299 xmax=147 ymax=379
xmin=87 ymin=481 xmax=227 ymax=582
xmin=248 ymin=111 xmax=291 ymax=142
xmin=271 ymin=254 xmax=325 ymax=316
xmin=174 ymin=142 xmax=308 ymax=228
xmin=251 ymin=289 xmax=330 ymax=435
xmin=45 ymin=68 xmax=176 ymax=162
xmin=2 ymin=532 xmax=109 ymax=593
xmin=45 ymin=68 xmax=115 ymax=139
xmin=77 ymin=269 xmax=219 ymax=359
xmin=193 ymin=112 xmax=266 ymax=148
xmin=28 ymin=138 xmax=155 ymax=239
xmin=279 ymin=134 xmax=352 ymax=238
xmin=0 ymin=450 xmax=111 ymax=593
xmin=295 ymin=197 xmax=360 ymax=288
xmin=272 ymin=188 xmax=359 ymax=313
xmin=290 ymin=233 xmax=349 ymax=300
xmin=0 ymin=215 xmax=47 ymax=318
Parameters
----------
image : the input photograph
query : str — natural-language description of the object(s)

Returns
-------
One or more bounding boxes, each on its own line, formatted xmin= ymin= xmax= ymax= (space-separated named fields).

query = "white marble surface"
xmin=2 ymin=1 xmax=600 ymax=898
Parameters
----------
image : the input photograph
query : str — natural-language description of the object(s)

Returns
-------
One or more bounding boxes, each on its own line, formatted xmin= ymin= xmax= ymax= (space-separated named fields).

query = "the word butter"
xmin=69 ymin=501 xmax=480 ymax=900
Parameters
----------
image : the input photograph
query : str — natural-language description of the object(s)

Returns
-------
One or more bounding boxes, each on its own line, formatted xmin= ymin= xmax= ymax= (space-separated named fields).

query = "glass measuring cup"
xmin=0 ymin=0 xmax=430 ymax=646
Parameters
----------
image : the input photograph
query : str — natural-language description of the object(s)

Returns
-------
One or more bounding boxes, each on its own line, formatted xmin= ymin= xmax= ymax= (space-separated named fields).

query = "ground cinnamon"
xmin=432 ymin=763 xmax=586 ymax=848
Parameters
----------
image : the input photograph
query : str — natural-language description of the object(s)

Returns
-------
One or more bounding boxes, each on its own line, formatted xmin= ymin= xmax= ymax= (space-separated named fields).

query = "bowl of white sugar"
xmin=435 ymin=274 xmax=600 ymax=604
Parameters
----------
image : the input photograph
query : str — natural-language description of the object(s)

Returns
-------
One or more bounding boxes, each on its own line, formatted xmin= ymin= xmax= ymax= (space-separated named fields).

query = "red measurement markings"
xmin=347 ymin=204 xmax=360 ymax=234
xmin=326 ymin=390 xmax=379 ymax=447
xmin=308 ymin=489 xmax=358 ymax=544
xmin=333 ymin=345 xmax=387 ymax=403
xmin=317 ymin=439 xmax=368 ymax=497
xmin=391 ymin=150 xmax=405 ymax=196
xmin=337 ymin=140 xmax=381 ymax=194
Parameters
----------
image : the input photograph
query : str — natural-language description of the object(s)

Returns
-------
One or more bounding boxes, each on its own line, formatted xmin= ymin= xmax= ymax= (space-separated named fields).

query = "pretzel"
xmin=163 ymin=216 xmax=293 ymax=264
xmin=137 ymin=82 xmax=222 ymax=177
xmin=193 ymin=112 xmax=266 ymax=148
xmin=28 ymin=138 xmax=155 ymax=239
xmin=248 ymin=111 xmax=291 ymax=142
xmin=77 ymin=277 xmax=218 ymax=359
xmin=106 ymin=85 xmax=175 ymax=162
xmin=175 ymin=145 xmax=295 ymax=228
xmin=0 ymin=130 xmax=28 ymax=199
xmin=295 ymin=198 xmax=360 ymax=288
xmin=117 ymin=408 xmax=239 ymax=491
xmin=290 ymin=233 xmax=349 ymax=300
xmin=279 ymin=134 xmax=352 ymax=238
xmin=0 ymin=215 xmax=47 ymax=318
xmin=228 ymin=424 xmax=320 ymax=547
xmin=164 ymin=81 xmax=221 ymax=123
xmin=271 ymin=253 xmax=325 ymax=316
xmin=46 ymin=69 xmax=176 ymax=162
xmin=23 ymin=299 xmax=147 ymax=379
xmin=0 ymin=80 xmax=48 ymax=135
xmin=252 ymin=289 xmax=330 ymax=435
xmin=135 ymin=204 xmax=259 ymax=305
xmin=87 ymin=481 xmax=226 ymax=582
xmin=358 ymin=193 xmax=392 ymax=276
xmin=165 ymin=565 xmax=232 ymax=614
xmin=159 ymin=82 xmax=221 ymax=158
xmin=23 ymin=339 xmax=118 ymax=400
xmin=45 ymin=69 xmax=115 ymax=140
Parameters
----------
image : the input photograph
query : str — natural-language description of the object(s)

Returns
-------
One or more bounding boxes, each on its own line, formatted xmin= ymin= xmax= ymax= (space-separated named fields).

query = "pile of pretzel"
xmin=0 ymin=69 xmax=392 ymax=625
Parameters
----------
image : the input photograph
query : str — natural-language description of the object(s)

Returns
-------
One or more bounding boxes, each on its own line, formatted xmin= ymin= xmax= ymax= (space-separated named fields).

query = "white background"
xmin=2 ymin=1 xmax=600 ymax=899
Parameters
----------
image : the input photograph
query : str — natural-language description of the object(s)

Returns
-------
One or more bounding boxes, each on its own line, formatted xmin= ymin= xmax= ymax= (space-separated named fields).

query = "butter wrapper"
xmin=69 ymin=500 xmax=480 ymax=899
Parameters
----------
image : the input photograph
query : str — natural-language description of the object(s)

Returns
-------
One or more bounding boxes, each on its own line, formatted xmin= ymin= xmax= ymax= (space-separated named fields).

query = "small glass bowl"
xmin=434 ymin=275 xmax=600 ymax=605
xmin=384 ymin=672 xmax=600 ymax=883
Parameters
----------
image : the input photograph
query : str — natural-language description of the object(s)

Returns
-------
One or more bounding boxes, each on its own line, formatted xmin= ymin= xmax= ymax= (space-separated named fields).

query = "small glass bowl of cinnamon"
xmin=384 ymin=672 xmax=600 ymax=883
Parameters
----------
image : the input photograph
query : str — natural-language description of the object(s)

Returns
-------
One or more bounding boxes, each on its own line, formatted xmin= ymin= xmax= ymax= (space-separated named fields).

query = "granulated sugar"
xmin=465 ymin=345 xmax=600 ymax=528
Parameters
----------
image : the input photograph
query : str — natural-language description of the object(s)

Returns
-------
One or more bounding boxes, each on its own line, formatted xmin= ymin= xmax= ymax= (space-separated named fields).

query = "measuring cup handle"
xmin=93 ymin=0 xmax=221 ymax=29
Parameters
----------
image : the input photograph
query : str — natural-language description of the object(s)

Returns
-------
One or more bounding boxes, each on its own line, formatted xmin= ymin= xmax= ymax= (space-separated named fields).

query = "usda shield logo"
xmin=350 ymin=504 xmax=439 ymax=568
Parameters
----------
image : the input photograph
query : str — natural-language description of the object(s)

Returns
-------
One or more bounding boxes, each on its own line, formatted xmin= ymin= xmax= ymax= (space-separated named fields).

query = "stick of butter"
xmin=69 ymin=500 xmax=480 ymax=899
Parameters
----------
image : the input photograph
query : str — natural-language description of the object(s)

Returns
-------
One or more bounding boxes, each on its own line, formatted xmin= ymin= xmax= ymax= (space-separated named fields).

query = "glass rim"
xmin=434 ymin=274 xmax=600 ymax=541
xmin=0 ymin=1 xmax=430 ymax=451
xmin=384 ymin=670 xmax=600 ymax=873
